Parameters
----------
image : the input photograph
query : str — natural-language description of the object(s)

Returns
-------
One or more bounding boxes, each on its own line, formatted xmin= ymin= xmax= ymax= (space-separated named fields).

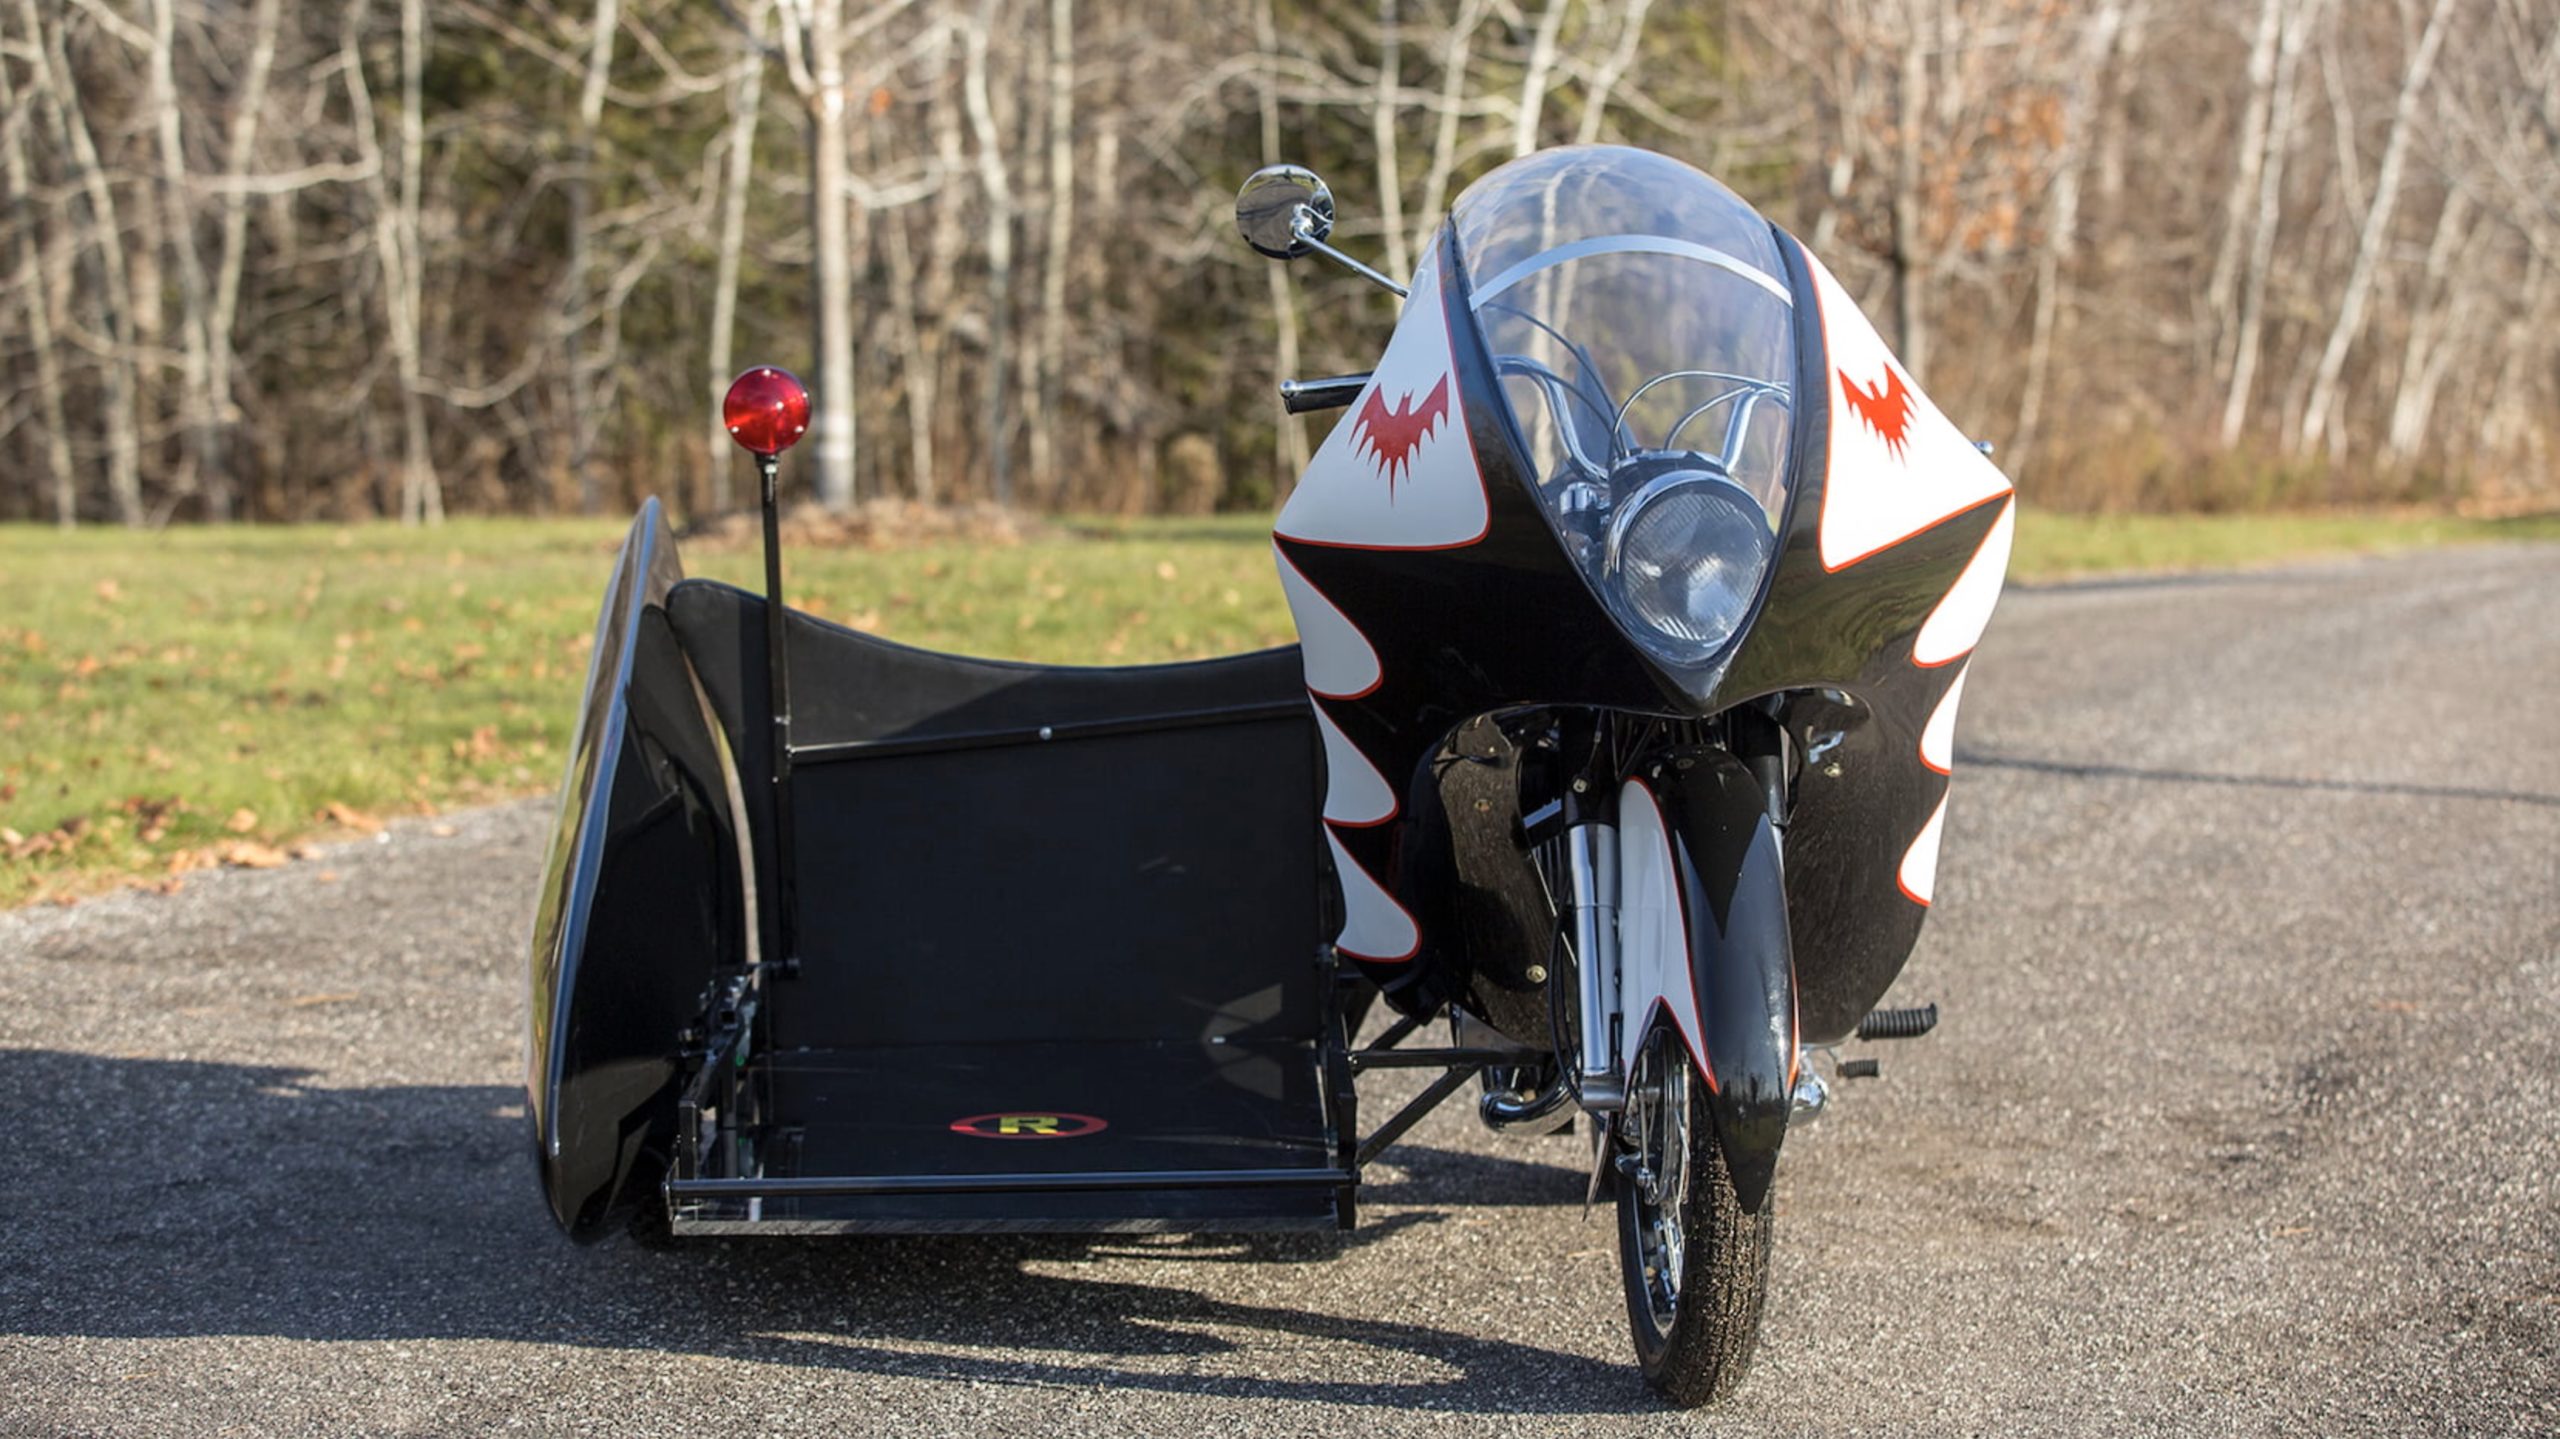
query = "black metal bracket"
xmin=757 ymin=449 xmax=800 ymax=979
xmin=1354 ymin=1059 xmax=1486 ymax=1169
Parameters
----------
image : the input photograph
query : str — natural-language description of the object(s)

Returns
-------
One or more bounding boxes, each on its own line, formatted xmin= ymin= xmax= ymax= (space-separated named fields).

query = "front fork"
xmin=1564 ymin=821 xmax=1626 ymax=1112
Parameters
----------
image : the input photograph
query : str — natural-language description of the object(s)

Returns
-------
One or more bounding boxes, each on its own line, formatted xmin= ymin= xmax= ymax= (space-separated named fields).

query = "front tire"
xmin=1614 ymin=1020 xmax=1773 ymax=1406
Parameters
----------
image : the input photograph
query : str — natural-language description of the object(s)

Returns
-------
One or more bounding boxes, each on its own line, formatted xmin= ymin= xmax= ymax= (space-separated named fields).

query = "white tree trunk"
xmin=2220 ymin=0 xmax=2322 ymax=448
xmin=206 ymin=0 xmax=284 ymax=522
xmin=0 ymin=44 xmax=78 ymax=525
xmin=1370 ymin=0 xmax=1410 ymax=281
xmin=1511 ymin=0 xmax=1570 ymax=156
xmin=2013 ymin=0 xmax=2129 ymax=469
xmin=1032 ymin=0 xmax=1074 ymax=502
xmin=27 ymin=0 xmax=144 ymax=526
xmin=806 ymin=0 xmax=859 ymax=510
xmin=963 ymin=0 xmax=1016 ymax=504
xmin=2297 ymin=0 xmax=2456 ymax=455
xmin=707 ymin=10 xmax=766 ymax=514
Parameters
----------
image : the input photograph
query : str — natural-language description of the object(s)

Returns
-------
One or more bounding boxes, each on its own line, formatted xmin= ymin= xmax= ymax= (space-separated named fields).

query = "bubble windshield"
xmin=1449 ymin=148 xmax=1798 ymax=575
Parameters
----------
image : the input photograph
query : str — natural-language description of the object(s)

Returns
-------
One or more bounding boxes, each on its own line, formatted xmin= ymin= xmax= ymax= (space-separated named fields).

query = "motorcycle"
xmin=528 ymin=143 xmax=2013 ymax=1405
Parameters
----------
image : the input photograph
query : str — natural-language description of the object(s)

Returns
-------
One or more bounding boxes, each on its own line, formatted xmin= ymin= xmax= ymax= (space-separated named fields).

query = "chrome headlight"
xmin=1602 ymin=469 xmax=1775 ymax=665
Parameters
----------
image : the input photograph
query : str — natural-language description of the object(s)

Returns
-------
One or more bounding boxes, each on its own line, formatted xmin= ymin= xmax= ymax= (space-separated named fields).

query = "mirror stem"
xmin=1294 ymin=212 xmax=1409 ymax=298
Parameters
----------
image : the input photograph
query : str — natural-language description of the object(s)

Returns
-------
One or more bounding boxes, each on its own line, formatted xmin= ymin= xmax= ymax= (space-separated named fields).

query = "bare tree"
xmin=2297 ymin=0 xmax=2456 ymax=455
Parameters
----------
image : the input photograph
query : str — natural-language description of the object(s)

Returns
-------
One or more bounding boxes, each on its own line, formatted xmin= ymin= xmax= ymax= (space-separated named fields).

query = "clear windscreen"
xmin=1450 ymin=148 xmax=1798 ymax=590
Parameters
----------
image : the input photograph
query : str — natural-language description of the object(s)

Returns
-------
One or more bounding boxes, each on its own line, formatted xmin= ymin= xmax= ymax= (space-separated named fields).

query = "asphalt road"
xmin=3 ymin=542 xmax=2555 ymax=1436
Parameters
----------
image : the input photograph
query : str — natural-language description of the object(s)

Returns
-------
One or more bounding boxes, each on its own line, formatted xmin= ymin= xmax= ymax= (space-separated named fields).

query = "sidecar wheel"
xmin=1613 ymin=1020 xmax=1772 ymax=1407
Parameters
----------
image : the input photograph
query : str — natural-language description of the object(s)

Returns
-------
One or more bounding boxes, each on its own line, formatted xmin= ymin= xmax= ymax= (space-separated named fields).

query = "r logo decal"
xmin=948 ymin=1111 xmax=1109 ymax=1140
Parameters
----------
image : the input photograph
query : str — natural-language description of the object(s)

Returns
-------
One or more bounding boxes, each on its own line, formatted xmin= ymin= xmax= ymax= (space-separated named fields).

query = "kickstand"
xmin=1584 ymin=1118 xmax=1614 ymax=1215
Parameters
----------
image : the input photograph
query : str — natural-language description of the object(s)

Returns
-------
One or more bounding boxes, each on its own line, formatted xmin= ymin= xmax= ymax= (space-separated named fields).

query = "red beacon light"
xmin=723 ymin=366 xmax=811 ymax=457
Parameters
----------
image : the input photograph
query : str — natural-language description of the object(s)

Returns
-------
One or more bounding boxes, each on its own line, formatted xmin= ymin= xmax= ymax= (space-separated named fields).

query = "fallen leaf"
xmin=224 ymin=808 xmax=259 ymax=834
xmin=428 ymin=823 xmax=458 ymax=839
xmin=316 ymin=870 xmax=341 ymax=884
xmin=219 ymin=841 xmax=288 ymax=869
xmin=287 ymin=992 xmax=360 ymax=1008
xmin=318 ymin=801 xmax=383 ymax=834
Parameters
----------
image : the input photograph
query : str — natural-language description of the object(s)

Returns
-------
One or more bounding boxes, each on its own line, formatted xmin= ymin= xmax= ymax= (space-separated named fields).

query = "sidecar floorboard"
xmin=673 ymin=1040 xmax=1344 ymax=1234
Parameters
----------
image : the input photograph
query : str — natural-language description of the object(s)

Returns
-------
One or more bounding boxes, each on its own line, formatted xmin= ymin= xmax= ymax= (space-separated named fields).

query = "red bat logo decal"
xmin=1353 ymin=376 xmax=1451 ymax=494
xmin=1838 ymin=363 xmax=1915 ymax=461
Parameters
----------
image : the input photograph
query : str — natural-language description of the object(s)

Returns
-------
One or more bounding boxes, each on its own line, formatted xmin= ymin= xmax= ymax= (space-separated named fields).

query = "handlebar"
xmin=1279 ymin=373 xmax=1372 ymax=414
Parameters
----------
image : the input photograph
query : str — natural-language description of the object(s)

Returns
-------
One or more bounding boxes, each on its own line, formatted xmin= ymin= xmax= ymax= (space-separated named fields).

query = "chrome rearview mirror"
xmin=1236 ymin=164 xmax=1408 ymax=299
xmin=1236 ymin=165 xmax=1334 ymax=260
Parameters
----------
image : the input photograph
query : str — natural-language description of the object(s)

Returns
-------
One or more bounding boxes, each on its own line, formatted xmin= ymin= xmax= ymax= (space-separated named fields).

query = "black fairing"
xmin=1286 ymin=224 xmax=2003 ymax=1043
xmin=1637 ymin=747 xmax=1795 ymax=1211
xmin=528 ymin=502 xmax=747 ymax=1241
xmin=1276 ymin=228 xmax=1665 ymax=1014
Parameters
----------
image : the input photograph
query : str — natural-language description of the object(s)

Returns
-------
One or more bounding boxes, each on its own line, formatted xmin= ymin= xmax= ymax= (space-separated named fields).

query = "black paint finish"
xmin=1637 ymin=749 xmax=1796 ymax=1211
xmin=528 ymin=502 xmax=748 ymax=1241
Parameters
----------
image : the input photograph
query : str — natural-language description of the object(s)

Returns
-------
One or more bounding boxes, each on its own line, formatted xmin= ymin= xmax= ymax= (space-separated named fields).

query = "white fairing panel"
xmin=1325 ymin=830 xmax=1419 ymax=961
xmin=1616 ymin=781 xmax=1707 ymax=1076
xmin=1899 ymin=794 xmax=1948 ymax=905
xmin=1273 ymin=546 xmax=1380 ymax=698
xmin=1918 ymin=661 xmax=1968 ymax=774
xmin=1273 ymin=253 xmax=1488 ymax=551
xmin=1311 ymin=705 xmax=1396 ymax=826
xmin=1802 ymin=248 xmax=2013 ymax=572
xmin=1914 ymin=499 xmax=2016 ymax=666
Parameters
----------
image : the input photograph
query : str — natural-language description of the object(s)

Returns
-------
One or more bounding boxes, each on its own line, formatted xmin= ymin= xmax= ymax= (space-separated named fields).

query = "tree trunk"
xmin=2206 ymin=0 xmax=2286 ymax=378
xmin=1410 ymin=0 xmax=1488 ymax=263
xmin=27 ymin=0 xmax=144 ymax=526
xmin=1575 ymin=0 xmax=1656 ymax=145
xmin=1032 ymin=0 xmax=1074 ymax=502
xmin=963 ymin=0 xmax=1015 ymax=505
xmin=147 ymin=0 xmax=220 ymax=519
xmin=707 ymin=11 xmax=766 ymax=514
xmin=563 ymin=0 xmax=620 ymax=514
xmin=0 ymin=41 xmax=78 ymax=525
xmin=1371 ymin=0 xmax=1409 ymax=281
xmin=2297 ymin=0 xmax=2456 ymax=455
xmin=807 ymin=0 xmax=858 ymax=510
xmin=1512 ymin=0 xmax=1570 ymax=156
xmin=1255 ymin=0 xmax=1308 ymax=496
xmin=2012 ymin=0 xmax=2129 ymax=469
xmin=2220 ymin=0 xmax=2321 ymax=448
xmin=207 ymin=0 xmax=284 ymax=522
xmin=1891 ymin=0 xmax=1933 ymax=379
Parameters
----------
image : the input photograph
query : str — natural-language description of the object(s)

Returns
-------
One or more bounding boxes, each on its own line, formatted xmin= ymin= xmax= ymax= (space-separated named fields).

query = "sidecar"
xmin=526 ymin=500 xmax=1465 ymax=1240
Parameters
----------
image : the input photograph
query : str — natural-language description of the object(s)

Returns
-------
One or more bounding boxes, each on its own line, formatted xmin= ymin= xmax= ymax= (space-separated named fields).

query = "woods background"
xmin=2 ymin=0 xmax=2554 ymax=527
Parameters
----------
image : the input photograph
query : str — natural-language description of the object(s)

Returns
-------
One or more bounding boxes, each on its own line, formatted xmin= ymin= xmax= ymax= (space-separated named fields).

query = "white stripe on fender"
xmin=1273 ymin=546 xmax=1381 ymax=699
xmin=1312 ymin=702 xmax=1396 ymax=826
xmin=1919 ymin=662 xmax=1969 ymax=774
xmin=1913 ymin=499 xmax=2015 ymax=667
xmin=1615 ymin=781 xmax=1707 ymax=1078
xmin=1898 ymin=794 xmax=1949 ymax=906
xmin=1325 ymin=829 xmax=1419 ymax=961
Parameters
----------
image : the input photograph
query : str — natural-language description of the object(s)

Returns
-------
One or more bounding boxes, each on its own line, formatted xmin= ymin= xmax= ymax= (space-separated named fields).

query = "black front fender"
xmin=1636 ymin=748 xmax=1797 ymax=1211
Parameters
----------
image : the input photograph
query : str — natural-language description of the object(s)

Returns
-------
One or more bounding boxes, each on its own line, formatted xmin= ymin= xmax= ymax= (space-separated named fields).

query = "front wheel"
xmin=1614 ymin=1020 xmax=1773 ymax=1406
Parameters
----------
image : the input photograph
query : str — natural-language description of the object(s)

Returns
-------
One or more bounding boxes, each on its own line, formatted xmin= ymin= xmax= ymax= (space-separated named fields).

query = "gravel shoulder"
xmin=2 ymin=543 xmax=2555 ymax=1437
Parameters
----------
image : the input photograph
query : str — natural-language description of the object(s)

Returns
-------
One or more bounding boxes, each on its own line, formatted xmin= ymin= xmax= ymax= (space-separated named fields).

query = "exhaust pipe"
xmin=1481 ymin=1076 xmax=1576 ymax=1134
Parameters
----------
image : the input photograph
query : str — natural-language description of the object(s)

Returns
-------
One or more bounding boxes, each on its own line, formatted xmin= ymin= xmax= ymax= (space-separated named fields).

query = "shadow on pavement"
xmin=0 ymin=1049 xmax=1653 ymax=1416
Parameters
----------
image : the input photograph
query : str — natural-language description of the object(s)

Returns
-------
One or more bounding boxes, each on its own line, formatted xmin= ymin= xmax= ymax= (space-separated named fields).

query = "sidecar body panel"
xmin=535 ymin=572 xmax=1348 ymax=1237
xmin=529 ymin=503 xmax=749 ymax=1240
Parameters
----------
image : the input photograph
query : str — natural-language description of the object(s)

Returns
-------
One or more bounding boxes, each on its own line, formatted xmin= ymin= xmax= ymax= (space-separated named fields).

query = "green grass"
xmin=2 ymin=504 xmax=2551 ymax=906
